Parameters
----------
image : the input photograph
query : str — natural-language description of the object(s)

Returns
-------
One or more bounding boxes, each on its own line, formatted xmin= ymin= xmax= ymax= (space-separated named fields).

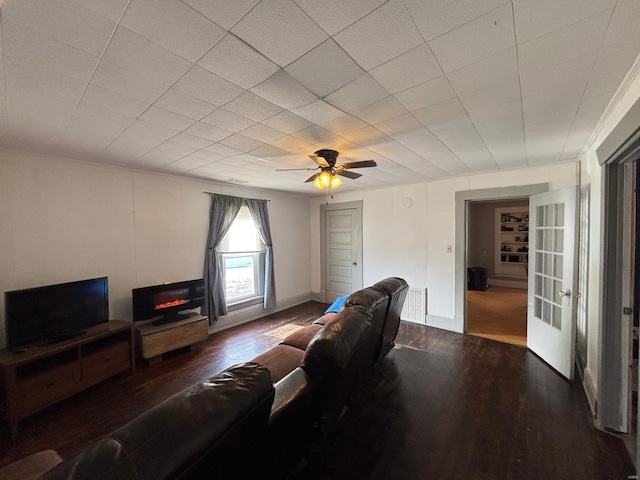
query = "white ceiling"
xmin=0 ymin=0 xmax=639 ymax=194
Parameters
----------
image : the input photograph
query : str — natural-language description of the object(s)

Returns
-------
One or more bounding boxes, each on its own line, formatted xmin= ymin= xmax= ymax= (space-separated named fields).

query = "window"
xmin=219 ymin=206 xmax=265 ymax=307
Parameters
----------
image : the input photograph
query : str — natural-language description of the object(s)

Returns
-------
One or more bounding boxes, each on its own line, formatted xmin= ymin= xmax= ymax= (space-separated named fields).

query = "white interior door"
xmin=324 ymin=208 xmax=362 ymax=303
xmin=527 ymin=186 xmax=578 ymax=379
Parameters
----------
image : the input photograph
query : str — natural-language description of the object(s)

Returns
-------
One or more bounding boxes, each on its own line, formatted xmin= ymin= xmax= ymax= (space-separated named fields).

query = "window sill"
xmin=227 ymin=296 xmax=264 ymax=312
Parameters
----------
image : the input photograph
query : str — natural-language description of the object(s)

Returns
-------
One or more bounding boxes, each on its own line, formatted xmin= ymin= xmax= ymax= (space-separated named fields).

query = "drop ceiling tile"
xmin=198 ymin=34 xmax=280 ymax=89
xmin=394 ymin=75 xmax=457 ymax=112
xmin=91 ymin=61 xmax=168 ymax=104
xmin=251 ymin=69 xmax=318 ymax=109
xmin=250 ymin=144 xmax=288 ymax=161
xmin=520 ymin=53 xmax=595 ymax=100
xmin=414 ymin=98 xmax=468 ymax=128
xmin=190 ymin=149 xmax=226 ymax=162
xmin=321 ymin=114 xmax=368 ymax=135
xmin=333 ymin=0 xmax=423 ymax=70
xmin=70 ymin=0 xmax=130 ymax=22
xmin=458 ymin=77 xmax=521 ymax=113
xmin=121 ymin=0 xmax=225 ymax=62
xmin=103 ymin=136 xmax=158 ymax=162
xmin=294 ymin=0 xmax=386 ymax=36
xmin=325 ymin=74 xmax=388 ymax=113
xmin=220 ymin=133 xmax=266 ymax=152
xmin=201 ymin=108 xmax=256 ymax=133
xmin=404 ymin=0 xmax=505 ymax=42
xmin=103 ymin=27 xmax=192 ymax=86
xmin=517 ymin=10 xmax=611 ymax=73
xmin=375 ymin=113 xmax=422 ymax=137
xmin=224 ymin=91 xmax=283 ymax=122
xmin=428 ymin=3 xmax=515 ymax=74
xmin=170 ymin=132 xmax=215 ymax=149
xmin=269 ymin=134 xmax=313 ymax=151
xmin=6 ymin=0 xmax=116 ymax=56
xmin=154 ymin=89 xmax=217 ymax=120
xmin=603 ymin=0 xmax=640 ymax=46
xmin=513 ymin=0 xmax=616 ymax=44
xmin=231 ymin=0 xmax=328 ymax=67
xmin=205 ymin=143 xmax=244 ymax=157
xmin=184 ymin=122 xmax=233 ymax=142
xmin=291 ymin=125 xmax=337 ymax=144
xmin=262 ymin=111 xmax=313 ymax=133
xmin=140 ymin=107 xmax=196 ymax=131
xmin=2 ymin=20 xmax=100 ymax=83
xmin=240 ymin=123 xmax=286 ymax=143
xmin=152 ymin=140 xmax=200 ymax=156
xmin=135 ymin=148 xmax=186 ymax=166
xmin=370 ymin=44 xmax=443 ymax=94
xmin=591 ymin=38 xmax=640 ymax=80
xmin=291 ymin=100 xmax=346 ymax=124
xmin=355 ymin=96 xmax=408 ymax=125
xmin=182 ymin=0 xmax=259 ymax=30
xmin=125 ymin=119 xmax=179 ymax=141
xmin=342 ymin=125 xmax=387 ymax=145
xmin=83 ymin=84 xmax=151 ymax=118
xmin=285 ymin=39 xmax=365 ymax=97
xmin=446 ymin=47 xmax=518 ymax=95
xmin=173 ymin=66 xmax=245 ymax=107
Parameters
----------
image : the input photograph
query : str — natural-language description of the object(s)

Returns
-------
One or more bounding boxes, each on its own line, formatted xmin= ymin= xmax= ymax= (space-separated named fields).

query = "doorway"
xmin=466 ymin=198 xmax=529 ymax=347
xmin=320 ymin=201 xmax=363 ymax=303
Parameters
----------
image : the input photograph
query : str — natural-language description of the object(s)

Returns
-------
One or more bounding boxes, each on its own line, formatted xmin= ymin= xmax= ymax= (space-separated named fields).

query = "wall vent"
xmin=401 ymin=286 xmax=427 ymax=324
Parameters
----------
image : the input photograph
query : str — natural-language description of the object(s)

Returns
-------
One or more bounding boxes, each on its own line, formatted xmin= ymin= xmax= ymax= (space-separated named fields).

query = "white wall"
xmin=310 ymin=162 xmax=577 ymax=326
xmin=0 ymin=149 xmax=311 ymax=348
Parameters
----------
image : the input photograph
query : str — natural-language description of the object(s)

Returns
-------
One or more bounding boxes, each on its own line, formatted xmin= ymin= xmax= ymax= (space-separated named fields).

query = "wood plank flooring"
xmin=0 ymin=301 xmax=634 ymax=479
xmin=466 ymin=286 xmax=528 ymax=346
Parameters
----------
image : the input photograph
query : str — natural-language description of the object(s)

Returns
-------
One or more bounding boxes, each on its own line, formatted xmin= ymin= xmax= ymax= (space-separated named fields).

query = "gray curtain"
xmin=246 ymin=198 xmax=276 ymax=309
xmin=204 ymin=194 xmax=244 ymax=323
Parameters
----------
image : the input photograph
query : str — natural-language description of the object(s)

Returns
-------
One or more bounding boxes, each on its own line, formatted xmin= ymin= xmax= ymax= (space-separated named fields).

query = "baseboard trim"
xmin=427 ymin=314 xmax=455 ymax=331
xmin=489 ymin=279 xmax=528 ymax=289
xmin=208 ymin=292 xmax=318 ymax=335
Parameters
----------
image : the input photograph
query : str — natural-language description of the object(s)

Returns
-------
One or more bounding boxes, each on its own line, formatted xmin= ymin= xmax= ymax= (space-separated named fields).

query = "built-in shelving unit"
xmin=495 ymin=207 xmax=529 ymax=279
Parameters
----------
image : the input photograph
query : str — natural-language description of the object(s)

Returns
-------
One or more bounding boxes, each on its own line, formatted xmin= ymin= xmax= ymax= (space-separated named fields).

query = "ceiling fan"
xmin=277 ymin=149 xmax=377 ymax=189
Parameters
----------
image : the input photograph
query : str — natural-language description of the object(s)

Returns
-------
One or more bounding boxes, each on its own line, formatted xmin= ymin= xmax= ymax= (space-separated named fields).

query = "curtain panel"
xmin=246 ymin=198 xmax=276 ymax=309
xmin=203 ymin=194 xmax=244 ymax=323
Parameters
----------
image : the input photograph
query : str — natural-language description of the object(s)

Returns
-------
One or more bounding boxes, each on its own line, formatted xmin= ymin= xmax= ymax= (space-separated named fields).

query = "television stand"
xmin=0 ymin=320 xmax=134 ymax=439
xmin=37 ymin=330 xmax=86 ymax=346
xmin=136 ymin=313 xmax=208 ymax=364
xmin=151 ymin=313 xmax=190 ymax=327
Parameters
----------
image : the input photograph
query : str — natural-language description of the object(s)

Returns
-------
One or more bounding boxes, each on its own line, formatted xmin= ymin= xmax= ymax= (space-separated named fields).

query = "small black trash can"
xmin=467 ymin=267 xmax=488 ymax=291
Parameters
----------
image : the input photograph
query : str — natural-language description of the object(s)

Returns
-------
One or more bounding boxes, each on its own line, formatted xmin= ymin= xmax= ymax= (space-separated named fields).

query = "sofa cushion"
xmin=42 ymin=363 xmax=274 ymax=480
xmin=302 ymin=305 xmax=372 ymax=377
xmin=252 ymin=344 xmax=305 ymax=383
xmin=280 ymin=324 xmax=322 ymax=351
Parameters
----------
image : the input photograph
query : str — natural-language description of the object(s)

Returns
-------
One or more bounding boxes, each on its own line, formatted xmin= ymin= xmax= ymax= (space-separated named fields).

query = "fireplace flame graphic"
xmin=154 ymin=299 xmax=189 ymax=310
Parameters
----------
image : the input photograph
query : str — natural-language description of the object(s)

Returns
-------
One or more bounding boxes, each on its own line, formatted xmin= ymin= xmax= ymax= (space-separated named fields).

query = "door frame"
xmin=454 ymin=184 xmax=549 ymax=333
xmin=319 ymin=200 xmax=363 ymax=303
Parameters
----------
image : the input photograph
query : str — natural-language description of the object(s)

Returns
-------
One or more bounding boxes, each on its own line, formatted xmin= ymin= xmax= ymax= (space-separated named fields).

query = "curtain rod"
xmin=202 ymin=191 xmax=270 ymax=201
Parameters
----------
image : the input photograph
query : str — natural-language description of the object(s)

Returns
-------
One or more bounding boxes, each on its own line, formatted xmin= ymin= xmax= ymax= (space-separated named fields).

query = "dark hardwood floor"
xmin=0 ymin=301 xmax=635 ymax=479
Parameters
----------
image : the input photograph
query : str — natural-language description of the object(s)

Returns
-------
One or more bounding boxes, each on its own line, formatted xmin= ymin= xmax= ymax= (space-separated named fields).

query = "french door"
xmin=527 ymin=186 xmax=578 ymax=379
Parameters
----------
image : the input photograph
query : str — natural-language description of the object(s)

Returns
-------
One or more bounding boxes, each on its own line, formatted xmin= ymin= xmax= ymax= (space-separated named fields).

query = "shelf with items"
xmin=495 ymin=207 xmax=529 ymax=279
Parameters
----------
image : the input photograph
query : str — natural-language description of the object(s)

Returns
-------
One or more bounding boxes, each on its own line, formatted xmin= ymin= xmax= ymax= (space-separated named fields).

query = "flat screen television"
xmin=5 ymin=277 xmax=109 ymax=350
xmin=132 ymin=279 xmax=204 ymax=326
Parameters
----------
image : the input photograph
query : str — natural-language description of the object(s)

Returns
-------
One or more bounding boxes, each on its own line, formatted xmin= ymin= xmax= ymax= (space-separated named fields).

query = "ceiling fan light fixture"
xmin=319 ymin=170 xmax=331 ymax=187
xmin=330 ymin=174 xmax=342 ymax=188
xmin=313 ymin=176 xmax=324 ymax=189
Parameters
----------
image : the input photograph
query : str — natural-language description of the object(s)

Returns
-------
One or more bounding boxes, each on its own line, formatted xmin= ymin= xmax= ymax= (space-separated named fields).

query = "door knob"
xmin=558 ymin=289 xmax=571 ymax=298
xmin=352 ymin=262 xmax=357 ymax=266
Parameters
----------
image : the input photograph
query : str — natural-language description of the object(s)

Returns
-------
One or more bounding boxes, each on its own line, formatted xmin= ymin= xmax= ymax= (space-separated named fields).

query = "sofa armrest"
xmin=270 ymin=367 xmax=320 ymax=425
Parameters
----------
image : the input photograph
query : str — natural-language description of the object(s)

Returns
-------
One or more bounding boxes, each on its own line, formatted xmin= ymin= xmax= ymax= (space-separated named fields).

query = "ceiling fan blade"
xmin=305 ymin=173 xmax=320 ymax=183
xmin=275 ymin=167 xmax=317 ymax=171
xmin=337 ymin=170 xmax=362 ymax=180
xmin=339 ymin=160 xmax=377 ymax=169
xmin=309 ymin=154 xmax=330 ymax=167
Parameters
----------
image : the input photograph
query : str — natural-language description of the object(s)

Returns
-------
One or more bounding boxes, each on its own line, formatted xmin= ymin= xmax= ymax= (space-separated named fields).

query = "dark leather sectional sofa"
xmin=39 ymin=277 xmax=409 ymax=480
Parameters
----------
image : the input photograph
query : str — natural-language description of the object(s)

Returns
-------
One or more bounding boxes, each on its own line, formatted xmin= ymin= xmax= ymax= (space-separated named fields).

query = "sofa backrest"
xmin=301 ymin=304 xmax=373 ymax=434
xmin=42 ymin=363 xmax=274 ymax=480
xmin=373 ymin=277 xmax=409 ymax=363
xmin=343 ymin=286 xmax=389 ymax=367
